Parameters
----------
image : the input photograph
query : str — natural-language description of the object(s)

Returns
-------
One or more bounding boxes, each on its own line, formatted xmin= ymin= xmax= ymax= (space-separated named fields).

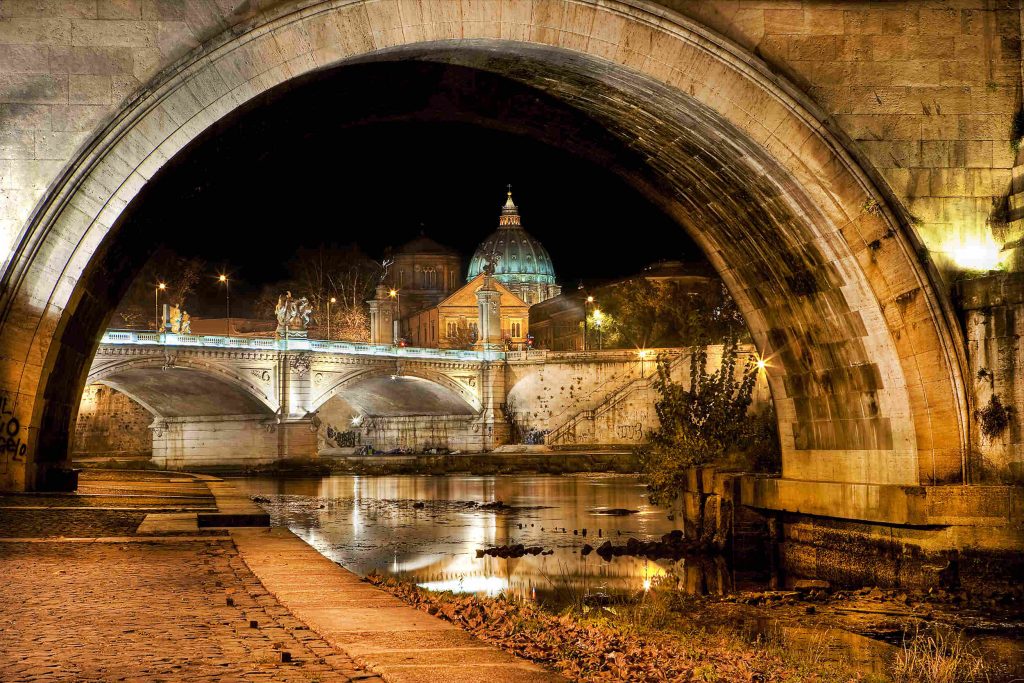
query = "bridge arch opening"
xmin=87 ymin=361 xmax=278 ymax=418
xmin=0 ymin=0 xmax=969 ymax=491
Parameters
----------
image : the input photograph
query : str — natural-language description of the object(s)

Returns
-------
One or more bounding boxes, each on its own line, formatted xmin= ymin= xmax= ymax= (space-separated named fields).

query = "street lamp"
xmin=584 ymin=295 xmax=594 ymax=351
xmin=327 ymin=297 xmax=336 ymax=340
xmin=388 ymin=288 xmax=400 ymax=343
xmin=154 ymin=282 xmax=166 ymax=331
xmin=593 ymin=309 xmax=604 ymax=350
xmin=638 ymin=349 xmax=650 ymax=378
xmin=218 ymin=274 xmax=230 ymax=337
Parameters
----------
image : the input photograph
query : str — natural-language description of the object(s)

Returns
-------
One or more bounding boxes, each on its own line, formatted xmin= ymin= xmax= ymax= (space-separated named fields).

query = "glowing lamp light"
xmin=642 ymin=578 xmax=652 ymax=592
xmin=330 ymin=297 xmax=337 ymax=303
xmin=388 ymin=289 xmax=398 ymax=298
xmin=218 ymin=274 xmax=227 ymax=282
xmin=756 ymin=358 xmax=767 ymax=371
xmin=158 ymin=282 xmax=166 ymax=290
xmin=944 ymin=235 xmax=1002 ymax=272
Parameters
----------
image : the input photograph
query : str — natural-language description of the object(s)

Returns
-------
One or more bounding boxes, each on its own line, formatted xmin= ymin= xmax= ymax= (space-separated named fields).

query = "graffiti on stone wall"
xmin=616 ymin=422 xmax=644 ymax=441
xmin=324 ymin=424 xmax=360 ymax=448
xmin=612 ymin=408 xmax=650 ymax=442
xmin=0 ymin=393 xmax=27 ymax=462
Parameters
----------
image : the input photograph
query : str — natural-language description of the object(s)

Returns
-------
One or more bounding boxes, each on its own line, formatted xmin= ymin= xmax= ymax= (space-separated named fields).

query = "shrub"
xmin=976 ymin=394 xmax=1012 ymax=439
xmin=638 ymin=336 xmax=771 ymax=505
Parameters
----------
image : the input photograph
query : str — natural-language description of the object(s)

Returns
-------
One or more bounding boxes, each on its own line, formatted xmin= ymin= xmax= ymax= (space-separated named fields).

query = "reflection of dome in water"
xmin=466 ymin=190 xmax=561 ymax=305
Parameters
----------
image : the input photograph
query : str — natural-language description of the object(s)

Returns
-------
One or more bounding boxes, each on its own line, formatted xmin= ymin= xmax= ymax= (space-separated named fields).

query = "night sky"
xmin=119 ymin=60 xmax=704 ymax=317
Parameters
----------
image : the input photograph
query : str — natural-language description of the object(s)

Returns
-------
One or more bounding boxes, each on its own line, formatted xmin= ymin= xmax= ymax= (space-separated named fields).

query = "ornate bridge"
xmin=89 ymin=330 xmax=508 ymax=467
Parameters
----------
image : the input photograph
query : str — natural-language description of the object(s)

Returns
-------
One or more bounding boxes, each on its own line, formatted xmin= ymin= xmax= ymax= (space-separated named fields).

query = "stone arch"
xmin=309 ymin=366 xmax=480 ymax=415
xmin=0 ymin=0 xmax=968 ymax=491
xmin=86 ymin=356 xmax=279 ymax=417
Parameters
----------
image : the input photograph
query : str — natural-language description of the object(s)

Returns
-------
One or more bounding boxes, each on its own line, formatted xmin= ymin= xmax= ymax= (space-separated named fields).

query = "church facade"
xmin=403 ymin=274 xmax=530 ymax=349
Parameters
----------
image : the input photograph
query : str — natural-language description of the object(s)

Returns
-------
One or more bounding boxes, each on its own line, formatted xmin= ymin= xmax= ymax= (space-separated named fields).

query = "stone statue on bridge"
xmin=162 ymin=304 xmax=191 ymax=334
xmin=275 ymin=291 xmax=314 ymax=338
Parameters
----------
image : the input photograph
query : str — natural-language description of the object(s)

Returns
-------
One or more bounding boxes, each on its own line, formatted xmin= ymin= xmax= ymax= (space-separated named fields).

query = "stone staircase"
xmin=545 ymin=352 xmax=689 ymax=447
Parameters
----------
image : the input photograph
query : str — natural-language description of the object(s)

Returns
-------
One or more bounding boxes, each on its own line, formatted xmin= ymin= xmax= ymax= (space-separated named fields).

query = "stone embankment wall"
xmin=151 ymin=416 xmax=317 ymax=470
xmin=72 ymin=384 xmax=151 ymax=458
xmin=505 ymin=347 xmax=771 ymax=448
xmin=680 ymin=466 xmax=1024 ymax=590
xmin=351 ymin=415 xmax=483 ymax=453
xmin=958 ymin=272 xmax=1024 ymax=484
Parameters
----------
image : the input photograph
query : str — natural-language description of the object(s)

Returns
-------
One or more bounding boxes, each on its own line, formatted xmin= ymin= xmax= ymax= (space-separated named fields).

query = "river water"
xmin=233 ymin=472 xmax=1024 ymax=680
xmin=231 ymin=473 xmax=739 ymax=602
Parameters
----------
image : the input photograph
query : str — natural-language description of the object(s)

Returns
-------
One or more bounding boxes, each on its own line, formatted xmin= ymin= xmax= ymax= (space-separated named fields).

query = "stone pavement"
xmin=0 ymin=470 xmax=563 ymax=682
xmin=0 ymin=471 xmax=381 ymax=683
xmin=231 ymin=527 xmax=564 ymax=683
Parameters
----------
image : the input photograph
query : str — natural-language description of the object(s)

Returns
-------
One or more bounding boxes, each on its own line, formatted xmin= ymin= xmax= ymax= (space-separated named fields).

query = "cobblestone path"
xmin=0 ymin=471 xmax=383 ymax=683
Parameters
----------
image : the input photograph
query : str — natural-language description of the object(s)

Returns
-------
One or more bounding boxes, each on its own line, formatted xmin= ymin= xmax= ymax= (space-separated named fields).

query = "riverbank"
xmin=368 ymin=572 xmax=1024 ymax=682
xmin=368 ymin=573 xmax=859 ymax=681
xmin=0 ymin=470 xmax=563 ymax=683
xmin=76 ymin=449 xmax=642 ymax=477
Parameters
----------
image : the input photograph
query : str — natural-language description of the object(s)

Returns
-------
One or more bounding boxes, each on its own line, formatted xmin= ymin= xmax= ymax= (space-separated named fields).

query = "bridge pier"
xmin=151 ymin=415 xmax=317 ymax=470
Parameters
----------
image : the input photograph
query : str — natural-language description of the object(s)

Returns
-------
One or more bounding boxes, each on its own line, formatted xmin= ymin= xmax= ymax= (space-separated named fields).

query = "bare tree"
xmin=112 ymin=250 xmax=207 ymax=330
xmin=284 ymin=245 xmax=379 ymax=341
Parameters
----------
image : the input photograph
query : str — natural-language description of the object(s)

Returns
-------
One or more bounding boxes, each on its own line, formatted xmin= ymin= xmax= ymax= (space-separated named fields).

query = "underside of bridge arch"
xmin=93 ymin=369 xmax=275 ymax=419
xmin=324 ymin=375 xmax=477 ymax=418
xmin=0 ymin=0 xmax=969 ymax=492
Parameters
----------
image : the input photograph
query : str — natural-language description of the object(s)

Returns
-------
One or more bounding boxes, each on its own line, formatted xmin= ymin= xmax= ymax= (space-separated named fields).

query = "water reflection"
xmin=232 ymin=473 xmax=737 ymax=603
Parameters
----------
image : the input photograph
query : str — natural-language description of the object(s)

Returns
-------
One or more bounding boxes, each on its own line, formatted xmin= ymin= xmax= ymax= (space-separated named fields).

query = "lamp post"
xmin=327 ymin=296 xmax=336 ymax=340
xmin=154 ymin=282 xmax=166 ymax=331
xmin=389 ymin=288 xmax=400 ymax=344
xmin=639 ymin=349 xmax=649 ymax=378
xmin=584 ymin=295 xmax=594 ymax=351
xmin=218 ymin=274 xmax=230 ymax=337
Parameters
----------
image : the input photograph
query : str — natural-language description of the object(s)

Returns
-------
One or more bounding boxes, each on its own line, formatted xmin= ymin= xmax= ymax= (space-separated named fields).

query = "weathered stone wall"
xmin=506 ymin=347 xmax=771 ymax=447
xmin=356 ymin=415 xmax=483 ymax=452
xmin=315 ymin=393 xmax=487 ymax=452
xmin=151 ymin=415 xmax=317 ymax=469
xmin=958 ymin=272 xmax=1024 ymax=483
xmin=72 ymin=383 xmax=151 ymax=458
xmin=662 ymin=0 xmax=1022 ymax=272
xmin=505 ymin=348 xmax=686 ymax=442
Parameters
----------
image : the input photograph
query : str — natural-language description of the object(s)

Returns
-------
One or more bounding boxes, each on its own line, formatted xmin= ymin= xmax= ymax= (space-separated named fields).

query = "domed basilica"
xmin=390 ymin=189 xmax=559 ymax=349
xmin=466 ymin=190 xmax=561 ymax=305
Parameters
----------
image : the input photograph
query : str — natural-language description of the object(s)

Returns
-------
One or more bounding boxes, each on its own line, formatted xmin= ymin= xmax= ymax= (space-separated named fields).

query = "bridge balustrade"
xmin=99 ymin=329 xmax=503 ymax=361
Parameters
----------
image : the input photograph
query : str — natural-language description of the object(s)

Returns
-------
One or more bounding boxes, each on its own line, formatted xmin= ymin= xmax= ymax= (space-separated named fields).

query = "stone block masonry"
xmin=957 ymin=271 xmax=1024 ymax=484
xmin=506 ymin=347 xmax=771 ymax=447
xmin=73 ymin=382 xmax=151 ymax=458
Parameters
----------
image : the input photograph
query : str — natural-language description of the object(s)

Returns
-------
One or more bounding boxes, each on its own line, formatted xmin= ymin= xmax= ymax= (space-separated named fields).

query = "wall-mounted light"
xmin=944 ymin=235 xmax=1002 ymax=272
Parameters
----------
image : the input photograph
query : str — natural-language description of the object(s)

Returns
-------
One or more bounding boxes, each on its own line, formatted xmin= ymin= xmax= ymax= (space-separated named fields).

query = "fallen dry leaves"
xmin=366 ymin=574 xmax=860 ymax=682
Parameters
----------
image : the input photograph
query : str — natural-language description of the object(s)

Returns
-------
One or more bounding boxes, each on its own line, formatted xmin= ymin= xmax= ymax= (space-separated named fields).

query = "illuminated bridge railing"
xmin=99 ymin=330 xmax=504 ymax=362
